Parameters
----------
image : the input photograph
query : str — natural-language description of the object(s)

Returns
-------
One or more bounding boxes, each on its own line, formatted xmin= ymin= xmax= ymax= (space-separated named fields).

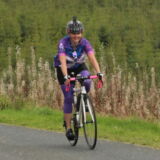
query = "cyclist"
xmin=54 ymin=17 xmax=103 ymax=141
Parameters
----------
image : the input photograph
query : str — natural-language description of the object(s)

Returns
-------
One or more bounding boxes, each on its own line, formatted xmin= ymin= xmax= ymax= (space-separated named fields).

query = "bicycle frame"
xmin=66 ymin=74 xmax=103 ymax=149
xmin=71 ymin=75 xmax=98 ymax=128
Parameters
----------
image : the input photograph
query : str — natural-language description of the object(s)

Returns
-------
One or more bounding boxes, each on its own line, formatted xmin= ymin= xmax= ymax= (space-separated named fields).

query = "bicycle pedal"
xmin=86 ymin=120 xmax=93 ymax=124
xmin=63 ymin=121 xmax=66 ymax=128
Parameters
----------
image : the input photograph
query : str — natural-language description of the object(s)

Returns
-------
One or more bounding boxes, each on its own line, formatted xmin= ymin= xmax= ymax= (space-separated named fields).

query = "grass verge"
xmin=0 ymin=106 xmax=159 ymax=149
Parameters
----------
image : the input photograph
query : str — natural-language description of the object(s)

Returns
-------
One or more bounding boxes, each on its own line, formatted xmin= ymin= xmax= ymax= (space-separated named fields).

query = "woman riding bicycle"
xmin=54 ymin=17 xmax=103 ymax=141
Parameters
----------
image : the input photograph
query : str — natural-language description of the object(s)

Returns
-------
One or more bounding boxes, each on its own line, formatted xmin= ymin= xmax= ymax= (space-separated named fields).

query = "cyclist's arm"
xmin=59 ymin=54 xmax=68 ymax=76
xmin=87 ymin=53 xmax=101 ymax=73
xmin=57 ymin=40 xmax=68 ymax=77
xmin=84 ymin=39 xmax=101 ymax=73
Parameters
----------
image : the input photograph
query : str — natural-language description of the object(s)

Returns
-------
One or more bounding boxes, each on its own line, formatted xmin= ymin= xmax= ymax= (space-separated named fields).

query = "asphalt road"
xmin=0 ymin=124 xmax=159 ymax=160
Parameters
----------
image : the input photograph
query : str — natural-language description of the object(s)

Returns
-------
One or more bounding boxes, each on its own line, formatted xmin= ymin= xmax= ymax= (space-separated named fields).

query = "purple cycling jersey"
xmin=54 ymin=36 xmax=94 ymax=69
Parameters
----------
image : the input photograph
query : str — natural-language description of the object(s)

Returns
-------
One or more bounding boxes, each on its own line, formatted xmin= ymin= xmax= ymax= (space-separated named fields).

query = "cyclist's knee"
xmin=80 ymin=70 xmax=91 ymax=92
xmin=64 ymin=104 xmax=72 ymax=113
xmin=63 ymin=95 xmax=73 ymax=113
xmin=84 ymin=79 xmax=91 ymax=92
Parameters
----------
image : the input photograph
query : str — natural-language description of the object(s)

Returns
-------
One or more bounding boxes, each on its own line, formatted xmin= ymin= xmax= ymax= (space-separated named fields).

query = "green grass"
xmin=0 ymin=106 xmax=160 ymax=149
xmin=0 ymin=107 xmax=63 ymax=131
xmin=98 ymin=115 xmax=160 ymax=149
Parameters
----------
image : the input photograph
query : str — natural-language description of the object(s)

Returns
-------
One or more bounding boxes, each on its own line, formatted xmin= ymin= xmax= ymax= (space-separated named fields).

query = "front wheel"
xmin=82 ymin=95 xmax=97 ymax=150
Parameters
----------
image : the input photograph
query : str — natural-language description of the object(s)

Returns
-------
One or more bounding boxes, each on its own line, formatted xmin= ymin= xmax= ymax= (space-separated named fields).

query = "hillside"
xmin=0 ymin=0 xmax=160 ymax=75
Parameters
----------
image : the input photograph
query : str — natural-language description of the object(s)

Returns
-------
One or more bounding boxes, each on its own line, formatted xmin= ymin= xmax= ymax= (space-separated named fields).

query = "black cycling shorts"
xmin=55 ymin=63 xmax=88 ymax=85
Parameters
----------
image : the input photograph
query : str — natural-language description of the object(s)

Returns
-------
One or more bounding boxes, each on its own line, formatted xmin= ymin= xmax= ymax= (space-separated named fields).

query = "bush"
xmin=11 ymin=97 xmax=25 ymax=110
xmin=0 ymin=95 xmax=12 ymax=110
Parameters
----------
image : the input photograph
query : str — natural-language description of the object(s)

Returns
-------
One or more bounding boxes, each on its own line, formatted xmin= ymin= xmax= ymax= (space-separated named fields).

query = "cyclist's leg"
xmin=74 ymin=63 xmax=91 ymax=92
xmin=61 ymin=84 xmax=74 ymax=129
xmin=56 ymin=67 xmax=74 ymax=130
xmin=79 ymin=70 xmax=91 ymax=92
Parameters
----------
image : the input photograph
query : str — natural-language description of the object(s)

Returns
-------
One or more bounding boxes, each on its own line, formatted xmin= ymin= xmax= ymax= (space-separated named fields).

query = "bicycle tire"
xmin=81 ymin=94 xmax=97 ymax=150
xmin=69 ymin=113 xmax=79 ymax=146
xmin=64 ymin=114 xmax=79 ymax=146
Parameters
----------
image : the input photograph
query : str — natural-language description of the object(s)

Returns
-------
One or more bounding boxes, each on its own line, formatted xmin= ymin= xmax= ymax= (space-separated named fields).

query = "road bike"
xmin=63 ymin=74 xmax=103 ymax=150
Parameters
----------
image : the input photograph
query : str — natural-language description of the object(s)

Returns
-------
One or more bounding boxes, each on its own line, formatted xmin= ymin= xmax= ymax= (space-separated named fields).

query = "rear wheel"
xmin=82 ymin=95 xmax=97 ymax=149
xmin=64 ymin=112 xmax=79 ymax=146
xmin=69 ymin=114 xmax=79 ymax=146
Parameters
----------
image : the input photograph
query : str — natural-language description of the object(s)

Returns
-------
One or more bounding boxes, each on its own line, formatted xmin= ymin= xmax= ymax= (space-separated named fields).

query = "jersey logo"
xmin=59 ymin=43 xmax=64 ymax=50
xmin=72 ymin=51 xmax=77 ymax=59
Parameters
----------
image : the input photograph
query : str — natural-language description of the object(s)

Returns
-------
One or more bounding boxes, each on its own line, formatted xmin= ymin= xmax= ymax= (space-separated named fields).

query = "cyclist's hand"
xmin=97 ymin=72 xmax=103 ymax=80
xmin=97 ymin=72 xmax=104 ymax=88
xmin=64 ymin=75 xmax=70 ymax=87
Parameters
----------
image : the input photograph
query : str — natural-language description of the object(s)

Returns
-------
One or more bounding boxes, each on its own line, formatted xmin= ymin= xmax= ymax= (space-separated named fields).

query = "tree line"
xmin=0 ymin=0 xmax=160 ymax=81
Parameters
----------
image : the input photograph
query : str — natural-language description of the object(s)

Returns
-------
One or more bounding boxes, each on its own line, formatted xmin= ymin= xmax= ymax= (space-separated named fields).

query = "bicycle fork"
xmin=81 ymin=95 xmax=95 ymax=123
xmin=79 ymin=86 xmax=95 ymax=127
xmin=74 ymin=86 xmax=95 ymax=128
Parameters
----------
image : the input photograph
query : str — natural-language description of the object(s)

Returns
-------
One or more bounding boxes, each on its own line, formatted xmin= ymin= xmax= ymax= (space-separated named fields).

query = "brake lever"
xmin=97 ymin=80 xmax=103 ymax=89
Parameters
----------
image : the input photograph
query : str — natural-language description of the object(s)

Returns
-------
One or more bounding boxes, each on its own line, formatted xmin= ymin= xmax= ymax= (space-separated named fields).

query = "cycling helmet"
xmin=66 ymin=16 xmax=84 ymax=34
